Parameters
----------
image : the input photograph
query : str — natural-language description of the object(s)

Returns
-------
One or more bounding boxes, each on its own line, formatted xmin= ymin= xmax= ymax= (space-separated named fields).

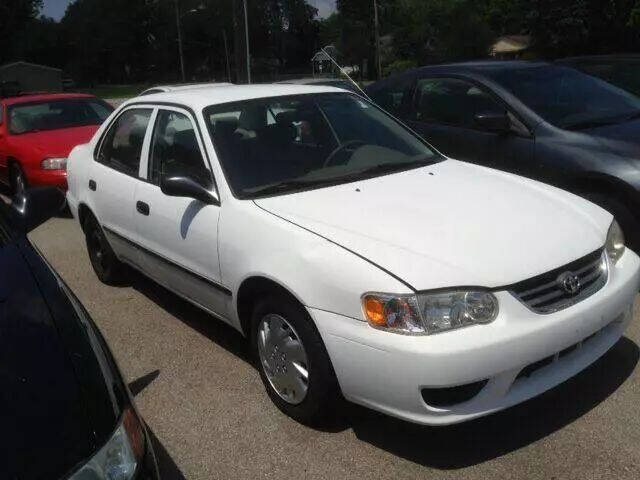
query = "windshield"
xmin=204 ymin=92 xmax=440 ymax=198
xmin=8 ymin=99 xmax=113 ymax=135
xmin=487 ymin=65 xmax=640 ymax=129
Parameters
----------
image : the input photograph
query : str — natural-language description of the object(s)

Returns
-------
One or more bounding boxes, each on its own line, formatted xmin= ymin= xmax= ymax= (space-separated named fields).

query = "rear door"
xmin=89 ymin=107 xmax=154 ymax=266
xmin=134 ymin=106 xmax=229 ymax=319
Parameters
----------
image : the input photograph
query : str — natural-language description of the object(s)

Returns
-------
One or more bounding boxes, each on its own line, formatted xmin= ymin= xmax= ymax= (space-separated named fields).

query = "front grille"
xmin=510 ymin=249 xmax=607 ymax=314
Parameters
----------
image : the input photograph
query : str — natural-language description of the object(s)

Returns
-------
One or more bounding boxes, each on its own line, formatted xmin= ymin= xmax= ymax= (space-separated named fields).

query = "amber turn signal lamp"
xmin=364 ymin=297 xmax=386 ymax=326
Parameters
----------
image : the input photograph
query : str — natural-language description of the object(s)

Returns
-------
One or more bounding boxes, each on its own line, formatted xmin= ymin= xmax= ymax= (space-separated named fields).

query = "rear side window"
xmin=97 ymin=108 xmax=152 ymax=177
xmin=412 ymin=78 xmax=504 ymax=128
xmin=149 ymin=110 xmax=211 ymax=188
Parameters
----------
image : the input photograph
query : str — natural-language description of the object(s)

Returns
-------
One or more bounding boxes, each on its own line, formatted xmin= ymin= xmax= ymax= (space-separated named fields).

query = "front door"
xmin=405 ymin=77 xmax=534 ymax=169
xmin=134 ymin=107 xmax=229 ymax=319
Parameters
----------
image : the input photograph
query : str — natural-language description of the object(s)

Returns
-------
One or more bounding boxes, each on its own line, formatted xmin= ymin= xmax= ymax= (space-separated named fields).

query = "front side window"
xmin=204 ymin=92 xmax=441 ymax=199
xmin=486 ymin=65 xmax=640 ymax=129
xmin=149 ymin=110 xmax=211 ymax=187
xmin=412 ymin=78 xmax=504 ymax=128
xmin=97 ymin=108 xmax=152 ymax=176
xmin=369 ymin=76 xmax=414 ymax=115
xmin=8 ymin=99 xmax=113 ymax=135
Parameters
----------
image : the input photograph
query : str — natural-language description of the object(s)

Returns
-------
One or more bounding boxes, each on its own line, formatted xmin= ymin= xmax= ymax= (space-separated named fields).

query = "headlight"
xmin=41 ymin=157 xmax=67 ymax=170
xmin=70 ymin=409 xmax=144 ymax=480
xmin=363 ymin=290 xmax=499 ymax=335
xmin=605 ymin=220 xmax=625 ymax=264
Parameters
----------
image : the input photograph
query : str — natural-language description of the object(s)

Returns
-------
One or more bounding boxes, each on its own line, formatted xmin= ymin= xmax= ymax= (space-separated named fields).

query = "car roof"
xmin=366 ymin=60 xmax=553 ymax=92
xmin=126 ymin=83 xmax=350 ymax=110
xmin=557 ymin=54 xmax=640 ymax=64
xmin=2 ymin=93 xmax=95 ymax=106
xmin=141 ymin=83 xmax=233 ymax=93
xmin=276 ymin=77 xmax=348 ymax=85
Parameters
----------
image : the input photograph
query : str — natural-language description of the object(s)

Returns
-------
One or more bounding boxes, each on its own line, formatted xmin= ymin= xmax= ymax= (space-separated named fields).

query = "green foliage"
xmin=390 ymin=0 xmax=494 ymax=65
xmin=0 ymin=0 xmax=43 ymax=63
xmin=631 ymin=2 xmax=640 ymax=27
xmin=383 ymin=59 xmax=417 ymax=76
xmin=4 ymin=0 xmax=640 ymax=85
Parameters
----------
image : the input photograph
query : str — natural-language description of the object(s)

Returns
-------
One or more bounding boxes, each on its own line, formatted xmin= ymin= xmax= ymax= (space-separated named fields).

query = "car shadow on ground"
xmin=128 ymin=370 xmax=187 ymax=480
xmin=128 ymin=269 xmax=252 ymax=364
xmin=344 ymin=335 xmax=639 ymax=469
xmin=125 ymin=269 xmax=639 ymax=469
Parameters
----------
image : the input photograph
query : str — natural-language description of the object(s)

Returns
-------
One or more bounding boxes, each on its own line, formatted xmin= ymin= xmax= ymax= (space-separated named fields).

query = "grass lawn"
xmin=78 ymin=84 xmax=149 ymax=99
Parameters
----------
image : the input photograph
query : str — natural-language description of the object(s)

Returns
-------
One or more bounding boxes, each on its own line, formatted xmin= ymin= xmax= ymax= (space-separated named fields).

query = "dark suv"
xmin=367 ymin=61 xmax=640 ymax=248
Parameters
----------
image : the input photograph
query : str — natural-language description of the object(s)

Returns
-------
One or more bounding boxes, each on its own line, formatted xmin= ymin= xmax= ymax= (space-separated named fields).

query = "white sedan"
xmin=66 ymin=84 xmax=640 ymax=425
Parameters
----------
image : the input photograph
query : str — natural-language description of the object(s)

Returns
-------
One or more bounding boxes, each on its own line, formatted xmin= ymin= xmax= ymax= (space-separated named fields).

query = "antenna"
xmin=320 ymin=46 xmax=371 ymax=100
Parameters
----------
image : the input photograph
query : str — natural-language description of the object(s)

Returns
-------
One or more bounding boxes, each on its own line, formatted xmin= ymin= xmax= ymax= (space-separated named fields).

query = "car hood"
xmin=255 ymin=160 xmax=611 ymax=290
xmin=581 ymin=117 xmax=640 ymax=159
xmin=9 ymin=125 xmax=99 ymax=157
xmin=0 ymin=243 xmax=94 ymax=480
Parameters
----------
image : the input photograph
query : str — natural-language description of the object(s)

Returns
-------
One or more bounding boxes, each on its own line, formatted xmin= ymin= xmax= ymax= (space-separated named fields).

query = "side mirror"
xmin=11 ymin=187 xmax=65 ymax=233
xmin=160 ymin=176 xmax=218 ymax=205
xmin=474 ymin=111 xmax=512 ymax=133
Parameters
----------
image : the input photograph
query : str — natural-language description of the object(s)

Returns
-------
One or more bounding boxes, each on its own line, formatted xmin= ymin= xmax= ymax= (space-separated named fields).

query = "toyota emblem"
xmin=557 ymin=271 xmax=581 ymax=295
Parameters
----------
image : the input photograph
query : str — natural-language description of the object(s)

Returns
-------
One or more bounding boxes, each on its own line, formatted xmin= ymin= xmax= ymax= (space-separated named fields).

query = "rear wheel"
xmin=84 ymin=215 xmax=127 ymax=285
xmin=9 ymin=163 xmax=27 ymax=197
xmin=251 ymin=293 xmax=341 ymax=425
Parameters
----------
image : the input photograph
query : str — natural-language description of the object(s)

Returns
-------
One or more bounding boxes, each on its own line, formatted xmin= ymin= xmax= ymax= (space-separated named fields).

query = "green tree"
xmin=0 ymin=0 xmax=43 ymax=63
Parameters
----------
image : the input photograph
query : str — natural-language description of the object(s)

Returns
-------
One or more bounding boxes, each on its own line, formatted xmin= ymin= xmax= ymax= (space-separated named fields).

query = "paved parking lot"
xmin=25 ymin=214 xmax=640 ymax=480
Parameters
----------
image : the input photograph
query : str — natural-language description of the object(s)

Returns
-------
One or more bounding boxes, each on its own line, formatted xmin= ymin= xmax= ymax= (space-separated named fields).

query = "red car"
xmin=0 ymin=93 xmax=113 ymax=194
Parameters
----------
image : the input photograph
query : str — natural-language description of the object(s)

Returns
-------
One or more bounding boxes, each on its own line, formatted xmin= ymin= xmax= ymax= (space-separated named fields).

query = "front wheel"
xmin=9 ymin=163 xmax=27 ymax=197
xmin=84 ymin=215 xmax=127 ymax=285
xmin=251 ymin=294 xmax=341 ymax=425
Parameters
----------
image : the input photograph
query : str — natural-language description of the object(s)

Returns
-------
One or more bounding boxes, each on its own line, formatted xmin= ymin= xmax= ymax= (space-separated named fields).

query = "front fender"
xmin=219 ymin=201 xmax=412 ymax=325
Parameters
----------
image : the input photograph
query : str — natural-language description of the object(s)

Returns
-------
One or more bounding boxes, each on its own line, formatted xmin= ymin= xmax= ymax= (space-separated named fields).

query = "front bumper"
xmin=310 ymin=249 xmax=640 ymax=425
xmin=25 ymin=167 xmax=68 ymax=190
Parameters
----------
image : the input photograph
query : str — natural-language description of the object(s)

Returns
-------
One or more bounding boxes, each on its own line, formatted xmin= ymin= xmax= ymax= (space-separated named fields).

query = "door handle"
xmin=88 ymin=179 xmax=96 ymax=191
xmin=136 ymin=201 xmax=150 ymax=216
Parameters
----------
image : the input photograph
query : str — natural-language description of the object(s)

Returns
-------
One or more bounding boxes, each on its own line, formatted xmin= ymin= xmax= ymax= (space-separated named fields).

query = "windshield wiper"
xmin=246 ymin=159 xmax=433 ymax=198
xmin=246 ymin=178 xmax=334 ymax=197
xmin=624 ymin=110 xmax=640 ymax=122
xmin=351 ymin=159 xmax=433 ymax=177
xmin=564 ymin=113 xmax=640 ymax=131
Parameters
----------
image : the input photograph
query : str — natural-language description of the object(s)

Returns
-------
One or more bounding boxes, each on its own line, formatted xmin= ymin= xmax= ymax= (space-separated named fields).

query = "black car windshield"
xmin=204 ymin=92 xmax=441 ymax=198
xmin=487 ymin=65 xmax=640 ymax=129
xmin=8 ymin=99 xmax=113 ymax=135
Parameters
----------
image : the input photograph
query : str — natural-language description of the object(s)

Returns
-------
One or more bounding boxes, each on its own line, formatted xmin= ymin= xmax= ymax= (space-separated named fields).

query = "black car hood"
xmin=584 ymin=117 xmax=640 ymax=159
xmin=0 ymin=243 xmax=95 ymax=480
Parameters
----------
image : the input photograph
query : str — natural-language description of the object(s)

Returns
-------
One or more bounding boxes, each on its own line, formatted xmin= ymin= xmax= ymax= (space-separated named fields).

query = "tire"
xmin=9 ymin=163 xmax=27 ymax=197
xmin=251 ymin=293 xmax=341 ymax=425
xmin=584 ymin=193 xmax=640 ymax=252
xmin=84 ymin=214 xmax=128 ymax=285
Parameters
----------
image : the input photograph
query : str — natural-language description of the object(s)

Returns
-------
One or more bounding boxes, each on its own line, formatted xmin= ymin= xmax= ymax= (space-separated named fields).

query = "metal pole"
xmin=174 ymin=0 xmax=186 ymax=82
xmin=243 ymin=0 xmax=251 ymax=83
xmin=222 ymin=29 xmax=231 ymax=82
xmin=373 ymin=0 xmax=381 ymax=79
